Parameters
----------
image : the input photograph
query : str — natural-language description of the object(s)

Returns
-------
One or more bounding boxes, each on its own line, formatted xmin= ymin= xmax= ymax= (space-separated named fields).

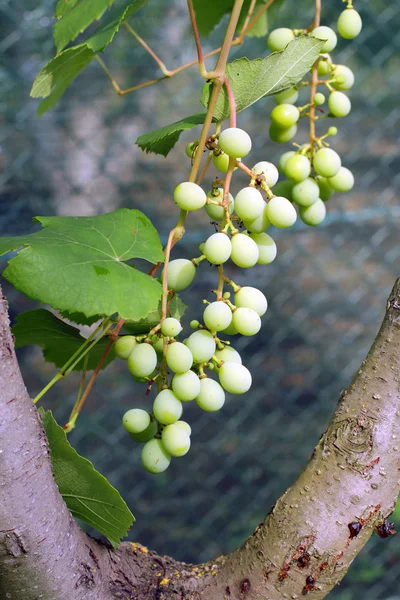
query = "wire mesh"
xmin=0 ymin=1 xmax=399 ymax=598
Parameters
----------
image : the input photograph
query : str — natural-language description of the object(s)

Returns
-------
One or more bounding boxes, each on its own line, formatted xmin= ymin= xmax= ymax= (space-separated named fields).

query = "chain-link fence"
xmin=1 ymin=1 xmax=399 ymax=598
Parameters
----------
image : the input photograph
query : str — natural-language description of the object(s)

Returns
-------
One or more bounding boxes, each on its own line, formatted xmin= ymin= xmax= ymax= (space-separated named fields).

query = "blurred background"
xmin=0 ymin=0 xmax=399 ymax=598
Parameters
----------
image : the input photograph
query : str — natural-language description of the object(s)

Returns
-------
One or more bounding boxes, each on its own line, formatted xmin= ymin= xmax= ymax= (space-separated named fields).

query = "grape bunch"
xmin=116 ymin=4 xmax=362 ymax=474
xmin=266 ymin=4 xmax=362 ymax=224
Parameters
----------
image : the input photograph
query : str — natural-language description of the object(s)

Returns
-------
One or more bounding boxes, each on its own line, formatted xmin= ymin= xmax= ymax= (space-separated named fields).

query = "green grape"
xmin=250 ymin=232 xmax=277 ymax=265
xmin=332 ymin=65 xmax=355 ymax=91
xmin=271 ymin=104 xmax=300 ymax=129
xmin=186 ymin=330 xmax=216 ymax=363
xmin=313 ymin=148 xmax=341 ymax=178
xmin=222 ymin=321 xmax=239 ymax=336
xmin=218 ymin=127 xmax=252 ymax=158
xmin=311 ymin=26 xmax=337 ymax=53
xmin=130 ymin=419 xmax=157 ymax=443
xmin=328 ymin=126 xmax=338 ymax=136
xmin=153 ymin=389 xmax=183 ymax=425
xmin=213 ymin=152 xmax=231 ymax=173
xmin=230 ymin=233 xmax=259 ymax=268
xmin=274 ymin=87 xmax=299 ymax=105
xmin=252 ymin=161 xmax=279 ymax=187
xmin=232 ymin=307 xmax=261 ymax=336
xmin=317 ymin=54 xmax=332 ymax=76
xmin=196 ymin=378 xmax=225 ymax=412
xmin=243 ymin=204 xmax=270 ymax=234
xmin=141 ymin=439 xmax=171 ymax=474
xmin=175 ymin=420 xmax=192 ymax=436
xmin=203 ymin=232 xmax=232 ymax=265
xmin=292 ymin=177 xmax=320 ymax=207
xmin=337 ymin=8 xmax=362 ymax=39
xmin=327 ymin=166 xmax=354 ymax=192
xmin=234 ymin=187 xmax=265 ymax=221
xmin=214 ymin=346 xmax=242 ymax=373
xmin=166 ymin=342 xmax=193 ymax=373
xmin=174 ymin=182 xmax=207 ymax=211
xmin=316 ymin=176 xmax=334 ymax=202
xmin=203 ymin=301 xmax=232 ymax=332
xmin=314 ymin=92 xmax=326 ymax=106
xmin=234 ymin=286 xmax=268 ymax=316
xmin=223 ymin=291 xmax=231 ymax=299
xmin=284 ymin=154 xmax=311 ymax=182
xmin=219 ymin=362 xmax=252 ymax=395
xmin=161 ymin=424 xmax=191 ymax=457
xmin=272 ymin=180 xmax=294 ymax=202
xmin=267 ymin=28 xmax=295 ymax=52
xmin=205 ymin=188 xmax=233 ymax=221
xmin=153 ymin=337 xmax=164 ymax=355
xmin=278 ymin=150 xmax=295 ymax=174
xmin=328 ymin=91 xmax=351 ymax=118
xmin=172 ymin=370 xmax=201 ymax=401
xmin=114 ymin=335 xmax=137 ymax=360
xmin=185 ymin=141 xmax=198 ymax=159
xmin=190 ymin=320 xmax=200 ymax=329
xmin=122 ymin=408 xmax=150 ymax=434
xmin=128 ymin=343 xmax=158 ymax=378
xmin=266 ymin=196 xmax=297 ymax=228
xmin=299 ymin=199 xmax=326 ymax=226
xmin=161 ymin=317 xmax=182 ymax=337
xmin=269 ymin=123 xmax=298 ymax=143
xmin=164 ymin=258 xmax=196 ymax=291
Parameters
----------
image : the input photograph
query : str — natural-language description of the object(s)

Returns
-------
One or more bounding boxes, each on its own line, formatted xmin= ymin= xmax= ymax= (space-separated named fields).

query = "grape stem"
xmin=123 ymin=23 xmax=170 ymax=76
xmin=187 ymin=0 xmax=208 ymax=78
xmin=63 ymin=354 xmax=89 ymax=432
xmin=309 ymin=0 xmax=322 ymax=154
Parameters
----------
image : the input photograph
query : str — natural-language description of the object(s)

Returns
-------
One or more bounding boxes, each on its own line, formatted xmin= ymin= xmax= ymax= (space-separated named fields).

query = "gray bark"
xmin=0 ymin=281 xmax=399 ymax=600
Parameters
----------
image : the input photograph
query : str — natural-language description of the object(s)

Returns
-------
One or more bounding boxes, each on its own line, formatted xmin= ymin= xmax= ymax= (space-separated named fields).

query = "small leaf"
xmin=40 ymin=408 xmax=134 ymax=548
xmin=123 ymin=294 xmax=187 ymax=335
xmin=12 ymin=309 xmax=114 ymax=371
xmin=0 ymin=209 xmax=164 ymax=321
xmin=192 ymin=0 xmax=234 ymax=37
xmin=202 ymin=36 xmax=324 ymax=121
xmin=136 ymin=113 xmax=210 ymax=157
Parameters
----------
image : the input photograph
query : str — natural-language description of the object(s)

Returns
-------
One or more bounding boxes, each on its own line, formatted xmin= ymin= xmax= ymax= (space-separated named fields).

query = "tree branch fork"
xmin=0 ymin=280 xmax=399 ymax=600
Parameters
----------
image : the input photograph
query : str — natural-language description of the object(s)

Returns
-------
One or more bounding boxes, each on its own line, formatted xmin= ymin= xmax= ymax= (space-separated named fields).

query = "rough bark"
xmin=0 ymin=281 xmax=399 ymax=600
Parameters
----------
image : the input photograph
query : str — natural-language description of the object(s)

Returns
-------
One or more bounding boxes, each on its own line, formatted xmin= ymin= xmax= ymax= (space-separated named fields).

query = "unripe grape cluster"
xmin=116 ymin=4 xmax=361 ymax=474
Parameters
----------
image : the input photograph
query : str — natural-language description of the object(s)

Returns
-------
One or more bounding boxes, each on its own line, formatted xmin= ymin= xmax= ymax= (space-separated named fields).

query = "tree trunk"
xmin=0 ymin=281 xmax=399 ymax=600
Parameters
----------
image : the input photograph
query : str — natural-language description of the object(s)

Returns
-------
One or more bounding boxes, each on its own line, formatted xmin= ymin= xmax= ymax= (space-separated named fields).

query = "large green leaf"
xmin=136 ymin=113 xmax=210 ymax=157
xmin=31 ymin=0 xmax=149 ymax=115
xmin=12 ymin=309 xmax=115 ymax=371
xmin=0 ymin=209 xmax=164 ymax=321
xmin=55 ymin=0 xmax=79 ymax=18
xmin=202 ymin=36 xmax=324 ymax=121
xmin=40 ymin=409 xmax=134 ymax=548
xmin=123 ymin=293 xmax=187 ymax=335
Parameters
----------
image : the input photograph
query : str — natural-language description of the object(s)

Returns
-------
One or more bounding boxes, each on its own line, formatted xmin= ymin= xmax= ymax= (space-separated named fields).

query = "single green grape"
xmin=249 ymin=232 xmax=277 ymax=265
xmin=222 ymin=321 xmax=239 ymax=336
xmin=122 ymin=408 xmax=150 ymax=434
xmin=196 ymin=378 xmax=225 ymax=412
xmin=271 ymin=180 xmax=294 ymax=202
xmin=185 ymin=141 xmax=198 ymax=159
xmin=153 ymin=337 xmax=164 ymax=355
xmin=172 ymin=370 xmax=201 ymax=401
xmin=234 ymin=187 xmax=265 ymax=221
xmin=274 ymin=87 xmax=299 ymax=105
xmin=328 ymin=91 xmax=351 ymax=118
xmin=311 ymin=26 xmax=337 ymax=53
xmin=267 ymin=28 xmax=295 ymax=52
xmin=127 ymin=343 xmax=158 ymax=378
xmin=114 ymin=335 xmax=137 ymax=360
xmin=313 ymin=148 xmax=341 ymax=178
xmin=219 ymin=362 xmax=252 ymax=395
xmin=316 ymin=176 xmax=334 ymax=202
xmin=186 ymin=330 xmax=216 ymax=363
xmin=332 ymin=65 xmax=355 ymax=91
xmin=166 ymin=342 xmax=193 ymax=373
xmin=314 ymin=92 xmax=326 ymax=106
xmin=337 ymin=8 xmax=362 ymax=39
xmin=271 ymin=104 xmax=300 ymax=129
xmin=161 ymin=317 xmax=182 ymax=337
xmin=213 ymin=152 xmax=231 ymax=173
xmin=214 ymin=346 xmax=242 ymax=374
xmin=317 ymin=54 xmax=332 ymax=76
xmin=141 ymin=439 xmax=171 ymax=474
xmin=205 ymin=188 xmax=233 ymax=221
xmin=266 ymin=196 xmax=297 ymax=228
xmin=230 ymin=233 xmax=259 ymax=268
xmin=203 ymin=232 xmax=232 ymax=264
xmin=291 ymin=177 xmax=320 ymax=207
xmin=203 ymin=301 xmax=232 ymax=332
xmin=252 ymin=161 xmax=279 ymax=187
xmin=299 ymin=198 xmax=326 ymax=226
xmin=234 ymin=286 xmax=268 ymax=316
xmin=232 ymin=307 xmax=261 ymax=336
xmin=130 ymin=419 xmax=157 ymax=443
xmin=218 ymin=127 xmax=252 ymax=158
xmin=284 ymin=154 xmax=311 ymax=182
xmin=161 ymin=424 xmax=191 ymax=457
xmin=328 ymin=126 xmax=338 ymax=136
xmin=174 ymin=181 xmax=207 ymax=211
xmin=242 ymin=204 xmax=270 ymax=234
xmin=269 ymin=123 xmax=298 ymax=143
xmin=153 ymin=389 xmax=183 ymax=425
xmin=278 ymin=151 xmax=295 ymax=174
xmin=163 ymin=259 xmax=196 ymax=291
xmin=327 ymin=166 xmax=354 ymax=192
xmin=190 ymin=320 xmax=200 ymax=330
xmin=175 ymin=420 xmax=192 ymax=436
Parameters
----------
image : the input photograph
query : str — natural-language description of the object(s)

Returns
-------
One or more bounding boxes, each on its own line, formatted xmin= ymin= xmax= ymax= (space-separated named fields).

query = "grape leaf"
xmin=12 ymin=309 xmax=115 ymax=371
xmin=0 ymin=209 xmax=164 ymax=321
xmin=40 ymin=408 xmax=134 ymax=548
xmin=236 ymin=0 xmax=269 ymax=38
xmin=55 ymin=0 xmax=79 ymax=18
xmin=31 ymin=0 xmax=149 ymax=115
xmin=201 ymin=36 xmax=324 ymax=121
xmin=136 ymin=113 xmax=210 ymax=157
xmin=54 ymin=0 xmax=116 ymax=53
xmin=192 ymin=0 xmax=268 ymax=38
xmin=123 ymin=294 xmax=187 ymax=335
